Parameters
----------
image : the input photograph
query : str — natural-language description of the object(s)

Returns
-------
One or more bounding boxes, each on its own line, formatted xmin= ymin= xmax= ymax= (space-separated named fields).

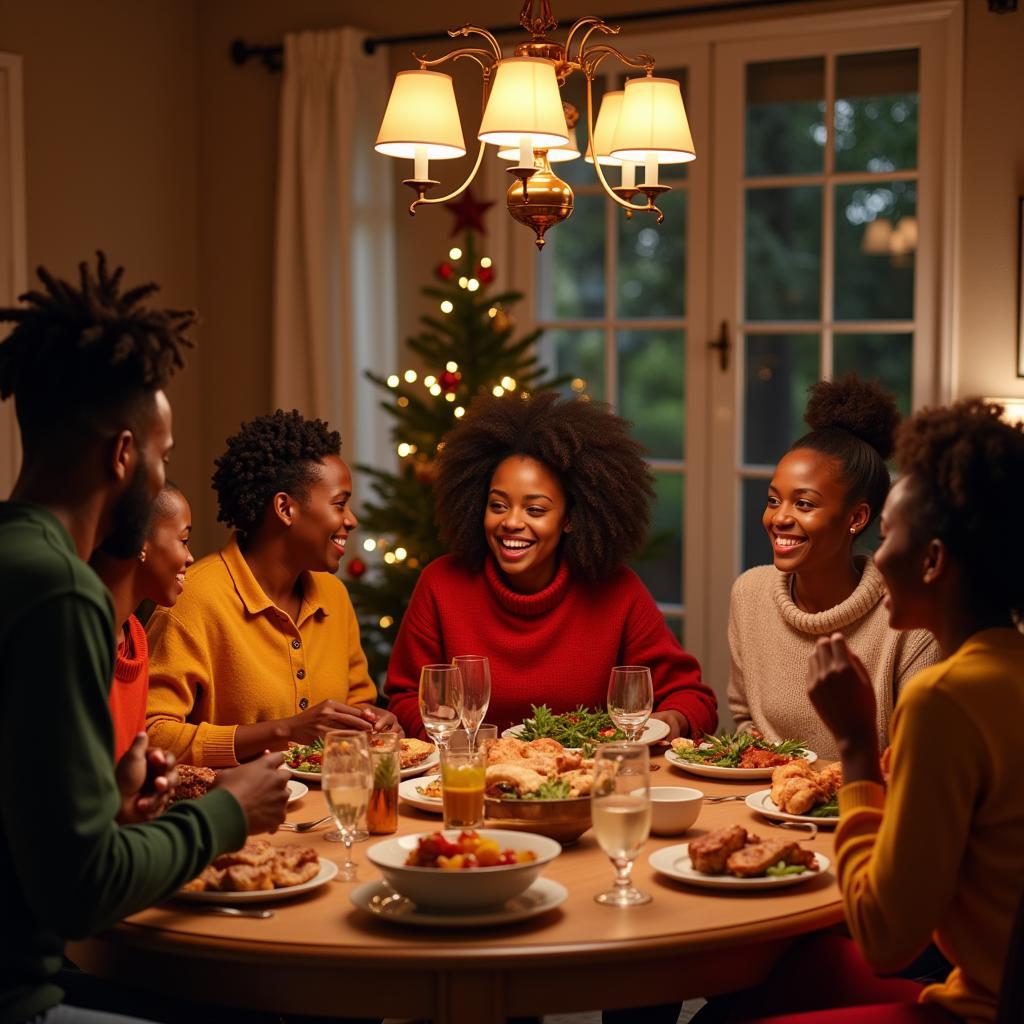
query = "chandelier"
xmin=374 ymin=0 xmax=696 ymax=249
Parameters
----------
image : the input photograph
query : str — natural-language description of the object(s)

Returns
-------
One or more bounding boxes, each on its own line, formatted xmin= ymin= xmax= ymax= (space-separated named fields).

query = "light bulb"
xmin=467 ymin=278 xmax=480 ymax=292
xmin=424 ymin=375 xmax=437 ymax=388
xmin=394 ymin=547 xmax=408 ymax=561
xmin=446 ymin=361 xmax=458 ymax=372
xmin=492 ymin=385 xmax=504 ymax=397
xmin=501 ymin=376 xmax=516 ymax=390
xmin=440 ymin=300 xmax=454 ymax=313
xmin=378 ymin=615 xmax=394 ymax=628
xmin=454 ymin=406 xmax=465 ymax=418
xmin=363 ymin=539 xmax=377 ymax=552
xmin=404 ymin=369 xmax=417 ymax=383
xmin=387 ymin=374 xmax=400 ymax=388
xmin=480 ymin=257 xmax=492 ymax=268
xmin=449 ymin=247 xmax=462 ymax=260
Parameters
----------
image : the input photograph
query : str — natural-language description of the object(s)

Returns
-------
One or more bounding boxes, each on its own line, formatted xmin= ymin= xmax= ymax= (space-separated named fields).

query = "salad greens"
xmin=807 ymin=797 xmax=840 ymax=818
xmin=765 ymin=860 xmax=808 ymax=877
xmin=507 ymin=777 xmax=573 ymax=800
xmin=285 ymin=737 xmax=324 ymax=773
xmin=517 ymin=704 xmax=624 ymax=750
xmin=671 ymin=731 xmax=807 ymax=768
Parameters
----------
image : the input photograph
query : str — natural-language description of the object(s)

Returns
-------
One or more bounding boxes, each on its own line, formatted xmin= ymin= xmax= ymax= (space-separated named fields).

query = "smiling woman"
xmin=728 ymin=375 xmax=938 ymax=759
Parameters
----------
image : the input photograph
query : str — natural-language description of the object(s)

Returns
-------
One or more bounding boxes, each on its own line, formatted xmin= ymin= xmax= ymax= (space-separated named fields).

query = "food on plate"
xmin=181 ymin=839 xmax=319 ymax=892
xmin=285 ymin=738 xmax=324 ymax=773
xmin=171 ymin=764 xmax=216 ymax=802
xmin=517 ymin=704 xmax=624 ymax=750
xmin=670 ymin=730 xmax=806 ymax=769
xmin=484 ymin=736 xmax=593 ymax=798
xmin=400 ymin=737 xmax=435 ymax=769
xmin=415 ymin=775 xmax=442 ymax=800
xmin=770 ymin=759 xmax=842 ymax=817
xmin=689 ymin=826 xmax=819 ymax=879
xmin=404 ymin=829 xmax=538 ymax=870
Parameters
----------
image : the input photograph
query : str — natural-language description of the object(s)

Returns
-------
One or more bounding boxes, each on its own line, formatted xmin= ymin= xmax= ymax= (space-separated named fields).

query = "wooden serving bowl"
xmin=484 ymin=795 xmax=592 ymax=845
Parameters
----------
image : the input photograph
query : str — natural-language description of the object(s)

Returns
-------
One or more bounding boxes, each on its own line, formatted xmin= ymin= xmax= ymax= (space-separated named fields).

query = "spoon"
xmin=202 ymin=905 xmax=274 ymax=919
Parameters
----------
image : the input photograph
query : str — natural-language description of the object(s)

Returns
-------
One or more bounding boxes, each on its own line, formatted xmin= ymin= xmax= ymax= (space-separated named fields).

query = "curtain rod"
xmin=230 ymin=0 xmax=825 ymax=71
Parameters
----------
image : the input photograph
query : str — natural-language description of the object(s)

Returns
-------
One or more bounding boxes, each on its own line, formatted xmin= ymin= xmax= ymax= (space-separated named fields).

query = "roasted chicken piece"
xmin=172 ymin=764 xmax=217 ymax=803
xmin=224 ymin=864 xmax=274 ymax=891
xmin=215 ymin=838 xmax=275 ymax=868
xmin=726 ymin=839 xmax=799 ymax=877
xmin=770 ymin=758 xmax=838 ymax=814
xmin=484 ymin=763 xmax=547 ymax=797
xmin=688 ymin=825 xmax=754 ymax=874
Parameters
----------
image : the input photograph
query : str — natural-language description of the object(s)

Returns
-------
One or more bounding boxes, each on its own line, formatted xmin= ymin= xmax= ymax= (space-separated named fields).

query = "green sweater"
xmin=0 ymin=503 xmax=247 ymax=1024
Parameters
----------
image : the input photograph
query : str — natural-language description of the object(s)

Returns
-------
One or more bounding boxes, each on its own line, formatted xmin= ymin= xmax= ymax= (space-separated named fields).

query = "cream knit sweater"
xmin=727 ymin=557 xmax=939 ymax=760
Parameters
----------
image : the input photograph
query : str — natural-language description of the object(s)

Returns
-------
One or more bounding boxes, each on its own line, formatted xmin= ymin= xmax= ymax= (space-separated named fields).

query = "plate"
xmin=287 ymin=745 xmax=439 ymax=782
xmin=649 ymin=844 xmax=830 ymax=890
xmin=745 ymin=788 xmax=839 ymax=826
xmin=501 ymin=717 xmax=670 ymax=746
xmin=398 ymin=775 xmax=443 ymax=814
xmin=174 ymin=857 xmax=338 ymax=904
xmin=664 ymin=748 xmax=817 ymax=779
xmin=286 ymin=779 xmax=308 ymax=804
xmin=350 ymin=877 xmax=567 ymax=927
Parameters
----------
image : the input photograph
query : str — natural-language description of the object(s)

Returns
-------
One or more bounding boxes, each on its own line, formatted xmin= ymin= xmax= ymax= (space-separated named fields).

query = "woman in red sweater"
xmin=385 ymin=392 xmax=717 ymax=740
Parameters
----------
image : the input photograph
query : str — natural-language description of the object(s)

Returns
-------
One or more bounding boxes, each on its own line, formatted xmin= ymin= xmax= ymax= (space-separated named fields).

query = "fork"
xmin=279 ymin=814 xmax=333 ymax=833
xmin=704 ymin=795 xmax=745 ymax=803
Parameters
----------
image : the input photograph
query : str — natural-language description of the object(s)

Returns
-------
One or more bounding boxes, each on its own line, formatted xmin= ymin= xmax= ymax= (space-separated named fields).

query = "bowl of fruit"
xmin=366 ymin=829 xmax=561 ymax=910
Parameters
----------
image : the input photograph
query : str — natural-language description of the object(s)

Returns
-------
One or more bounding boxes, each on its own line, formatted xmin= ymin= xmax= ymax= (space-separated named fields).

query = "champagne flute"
xmin=418 ymin=664 xmax=463 ymax=751
xmin=591 ymin=743 xmax=652 ymax=906
xmin=452 ymin=655 xmax=491 ymax=751
xmin=322 ymin=730 xmax=371 ymax=881
xmin=607 ymin=665 xmax=654 ymax=742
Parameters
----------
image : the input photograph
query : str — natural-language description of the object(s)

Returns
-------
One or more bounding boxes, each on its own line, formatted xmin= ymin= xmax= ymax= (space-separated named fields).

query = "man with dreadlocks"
xmin=0 ymin=254 xmax=289 ymax=1024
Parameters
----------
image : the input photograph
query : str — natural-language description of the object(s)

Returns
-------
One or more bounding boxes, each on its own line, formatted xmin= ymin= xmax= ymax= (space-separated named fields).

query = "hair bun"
xmin=803 ymin=374 xmax=899 ymax=460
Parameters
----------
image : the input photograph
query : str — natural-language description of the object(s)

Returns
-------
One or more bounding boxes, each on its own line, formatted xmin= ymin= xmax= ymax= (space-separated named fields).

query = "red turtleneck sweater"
xmin=108 ymin=614 xmax=149 ymax=761
xmin=385 ymin=555 xmax=717 ymax=739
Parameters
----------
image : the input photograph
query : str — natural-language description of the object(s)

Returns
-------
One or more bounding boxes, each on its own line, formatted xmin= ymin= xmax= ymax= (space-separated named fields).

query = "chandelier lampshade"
xmin=498 ymin=122 xmax=580 ymax=162
xmin=585 ymin=91 xmax=624 ymax=165
xmin=610 ymin=76 xmax=695 ymax=164
xmin=374 ymin=70 xmax=466 ymax=160
xmin=478 ymin=57 xmax=569 ymax=149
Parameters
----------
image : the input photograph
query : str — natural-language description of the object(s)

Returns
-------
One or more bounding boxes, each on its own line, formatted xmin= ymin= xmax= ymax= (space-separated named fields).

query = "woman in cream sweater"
xmin=728 ymin=375 xmax=937 ymax=759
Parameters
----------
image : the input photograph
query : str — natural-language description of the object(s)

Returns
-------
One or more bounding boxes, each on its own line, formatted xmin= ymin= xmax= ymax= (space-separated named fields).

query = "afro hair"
xmin=434 ymin=392 xmax=654 ymax=582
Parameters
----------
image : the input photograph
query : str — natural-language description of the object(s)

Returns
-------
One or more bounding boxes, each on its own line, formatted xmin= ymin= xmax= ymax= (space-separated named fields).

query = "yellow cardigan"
xmin=145 ymin=536 xmax=377 ymax=766
xmin=836 ymin=628 xmax=1024 ymax=1024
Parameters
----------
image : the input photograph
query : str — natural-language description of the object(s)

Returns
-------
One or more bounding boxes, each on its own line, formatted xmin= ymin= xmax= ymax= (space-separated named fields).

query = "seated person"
xmin=728 ymin=375 xmax=937 ymax=759
xmin=146 ymin=410 xmax=398 ymax=767
xmin=386 ymin=391 xmax=717 ymax=741
xmin=92 ymin=481 xmax=194 ymax=763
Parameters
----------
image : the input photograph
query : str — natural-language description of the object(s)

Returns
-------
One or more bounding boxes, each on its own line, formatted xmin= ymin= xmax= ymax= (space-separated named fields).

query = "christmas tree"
xmin=347 ymin=190 xmax=570 ymax=683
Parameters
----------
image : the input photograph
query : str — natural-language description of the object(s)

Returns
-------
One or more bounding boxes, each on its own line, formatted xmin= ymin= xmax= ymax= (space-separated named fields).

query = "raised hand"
xmin=215 ymin=751 xmax=290 ymax=834
xmin=115 ymin=733 xmax=178 ymax=824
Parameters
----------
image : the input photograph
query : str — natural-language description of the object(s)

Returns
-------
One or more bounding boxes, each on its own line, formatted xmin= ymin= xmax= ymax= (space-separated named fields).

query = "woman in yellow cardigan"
xmin=146 ymin=410 xmax=398 ymax=766
xmin=719 ymin=399 xmax=1024 ymax=1024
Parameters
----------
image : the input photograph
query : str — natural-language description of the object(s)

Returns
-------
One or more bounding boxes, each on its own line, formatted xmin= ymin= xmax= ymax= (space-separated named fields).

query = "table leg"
xmin=433 ymin=969 xmax=506 ymax=1024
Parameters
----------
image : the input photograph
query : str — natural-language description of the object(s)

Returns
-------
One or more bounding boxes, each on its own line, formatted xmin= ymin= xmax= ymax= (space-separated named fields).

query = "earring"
xmin=849 ymin=527 xmax=857 ymax=535
xmin=138 ymin=550 xmax=147 ymax=563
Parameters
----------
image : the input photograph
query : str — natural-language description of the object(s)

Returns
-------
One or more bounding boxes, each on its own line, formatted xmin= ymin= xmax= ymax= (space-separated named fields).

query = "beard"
xmin=99 ymin=460 xmax=156 ymax=559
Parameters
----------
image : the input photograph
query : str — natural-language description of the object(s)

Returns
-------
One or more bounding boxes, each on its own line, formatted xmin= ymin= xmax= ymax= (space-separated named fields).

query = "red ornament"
xmin=440 ymin=370 xmax=461 ymax=394
xmin=437 ymin=261 xmax=454 ymax=280
xmin=347 ymin=557 xmax=367 ymax=579
xmin=477 ymin=265 xmax=495 ymax=284
xmin=445 ymin=188 xmax=495 ymax=236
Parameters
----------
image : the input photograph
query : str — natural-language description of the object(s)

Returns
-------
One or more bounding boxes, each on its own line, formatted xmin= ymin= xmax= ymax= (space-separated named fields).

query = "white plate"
xmin=501 ymin=717 xmax=670 ymax=746
xmin=286 ymin=745 xmax=439 ymax=783
xmin=649 ymin=844 xmax=830 ymax=890
xmin=664 ymin=747 xmax=817 ymax=779
xmin=175 ymin=857 xmax=338 ymax=904
xmin=350 ymin=877 xmax=567 ymax=927
xmin=286 ymin=779 xmax=308 ymax=804
xmin=745 ymin=788 xmax=839 ymax=826
xmin=398 ymin=775 xmax=443 ymax=814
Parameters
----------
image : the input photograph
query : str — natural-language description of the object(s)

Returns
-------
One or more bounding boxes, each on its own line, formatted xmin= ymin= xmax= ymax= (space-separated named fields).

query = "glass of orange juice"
xmin=440 ymin=748 xmax=486 ymax=829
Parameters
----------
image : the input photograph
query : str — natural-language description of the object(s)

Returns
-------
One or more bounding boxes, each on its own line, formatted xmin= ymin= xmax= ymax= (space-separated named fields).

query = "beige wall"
xmin=3 ymin=0 xmax=1023 ymax=553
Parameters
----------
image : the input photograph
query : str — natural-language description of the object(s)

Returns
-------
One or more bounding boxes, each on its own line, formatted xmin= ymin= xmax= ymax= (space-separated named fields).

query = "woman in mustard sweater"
xmin=724 ymin=399 xmax=1024 ymax=1024
xmin=146 ymin=410 xmax=397 ymax=766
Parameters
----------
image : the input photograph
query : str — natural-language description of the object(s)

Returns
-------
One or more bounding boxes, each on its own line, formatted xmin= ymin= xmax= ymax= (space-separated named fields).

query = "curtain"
xmin=272 ymin=28 xmax=395 ymax=476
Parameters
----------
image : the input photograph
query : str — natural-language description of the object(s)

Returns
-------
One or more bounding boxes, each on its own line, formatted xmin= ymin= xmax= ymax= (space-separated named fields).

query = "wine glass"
xmin=607 ymin=665 xmax=654 ymax=742
xmin=591 ymin=743 xmax=652 ymax=906
xmin=418 ymin=664 xmax=463 ymax=751
xmin=452 ymin=655 xmax=491 ymax=751
xmin=321 ymin=730 xmax=372 ymax=881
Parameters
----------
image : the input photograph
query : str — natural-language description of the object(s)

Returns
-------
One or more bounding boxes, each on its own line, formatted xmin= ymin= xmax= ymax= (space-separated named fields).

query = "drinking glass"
xmin=419 ymin=664 xmax=463 ymax=751
xmin=452 ymin=655 xmax=491 ymax=751
xmin=449 ymin=723 xmax=497 ymax=757
xmin=440 ymin=747 xmax=486 ymax=829
xmin=366 ymin=732 xmax=400 ymax=835
xmin=607 ymin=665 xmax=654 ymax=742
xmin=322 ymin=730 xmax=372 ymax=881
xmin=591 ymin=743 xmax=652 ymax=906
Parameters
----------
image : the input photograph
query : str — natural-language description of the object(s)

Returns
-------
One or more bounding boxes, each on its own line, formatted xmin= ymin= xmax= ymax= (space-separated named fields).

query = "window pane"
xmin=833 ymin=332 xmax=913 ymax=416
xmin=617 ymin=190 xmax=686 ymax=318
xmin=542 ymin=328 xmax=605 ymax=401
xmin=633 ymin=471 xmax=683 ymax=605
xmin=742 ymin=477 xmax=773 ymax=570
xmin=834 ymin=181 xmax=916 ymax=321
xmin=618 ymin=329 xmax=685 ymax=461
xmin=744 ymin=333 xmax=820 ymax=465
xmin=835 ymin=49 xmax=919 ymax=173
xmin=746 ymin=58 xmax=825 ymax=177
xmin=536 ymin=192 xmax=605 ymax=319
xmin=745 ymin=186 xmax=822 ymax=321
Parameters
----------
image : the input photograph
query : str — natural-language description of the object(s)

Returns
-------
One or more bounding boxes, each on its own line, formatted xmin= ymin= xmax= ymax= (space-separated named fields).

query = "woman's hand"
xmin=285 ymin=698 xmax=375 ymax=744
xmin=115 ymin=734 xmax=178 ymax=824
xmin=651 ymin=709 xmax=689 ymax=741
xmin=360 ymin=705 xmax=403 ymax=735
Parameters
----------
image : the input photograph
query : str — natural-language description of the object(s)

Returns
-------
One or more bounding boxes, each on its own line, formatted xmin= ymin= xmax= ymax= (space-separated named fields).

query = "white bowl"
xmin=649 ymin=786 xmax=703 ymax=836
xmin=366 ymin=829 xmax=561 ymax=910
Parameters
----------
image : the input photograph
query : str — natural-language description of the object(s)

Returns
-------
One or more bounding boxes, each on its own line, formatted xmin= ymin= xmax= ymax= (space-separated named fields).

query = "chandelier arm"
xmin=581 ymin=43 xmax=655 ymax=79
xmin=571 ymin=21 xmax=620 ymax=67
xmin=447 ymin=25 xmax=503 ymax=61
xmin=584 ymin=73 xmax=665 ymax=221
xmin=414 ymin=47 xmax=496 ymax=73
xmin=408 ymin=138 xmax=488 ymax=216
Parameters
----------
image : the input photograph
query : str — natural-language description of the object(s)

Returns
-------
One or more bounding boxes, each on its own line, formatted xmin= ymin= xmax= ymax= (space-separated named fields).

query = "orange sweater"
xmin=835 ymin=628 xmax=1024 ymax=1024
xmin=108 ymin=614 xmax=149 ymax=762
xmin=145 ymin=536 xmax=376 ymax=766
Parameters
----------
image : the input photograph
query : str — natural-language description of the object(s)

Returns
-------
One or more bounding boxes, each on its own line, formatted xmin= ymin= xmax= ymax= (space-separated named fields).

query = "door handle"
xmin=708 ymin=320 xmax=731 ymax=372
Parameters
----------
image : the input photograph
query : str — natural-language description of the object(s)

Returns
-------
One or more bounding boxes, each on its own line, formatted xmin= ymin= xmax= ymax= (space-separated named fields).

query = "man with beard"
xmin=0 ymin=254 xmax=290 ymax=1024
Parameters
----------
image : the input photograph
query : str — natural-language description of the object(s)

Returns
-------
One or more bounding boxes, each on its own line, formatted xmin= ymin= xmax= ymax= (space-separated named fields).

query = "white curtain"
xmin=272 ymin=28 xmax=395 ymax=478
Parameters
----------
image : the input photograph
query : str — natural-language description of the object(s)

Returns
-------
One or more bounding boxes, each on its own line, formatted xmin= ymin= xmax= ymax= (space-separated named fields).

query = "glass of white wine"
xmin=322 ymin=730 xmax=372 ymax=882
xmin=607 ymin=665 xmax=654 ymax=742
xmin=591 ymin=743 xmax=652 ymax=906
xmin=452 ymin=655 xmax=491 ymax=751
xmin=418 ymin=664 xmax=463 ymax=751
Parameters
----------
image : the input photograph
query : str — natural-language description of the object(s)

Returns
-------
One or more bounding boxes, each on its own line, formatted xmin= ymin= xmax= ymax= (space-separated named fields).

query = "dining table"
xmin=68 ymin=750 xmax=845 ymax=1024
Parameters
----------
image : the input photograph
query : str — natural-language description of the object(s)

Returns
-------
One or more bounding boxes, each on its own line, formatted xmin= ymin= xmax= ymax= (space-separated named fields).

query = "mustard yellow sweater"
xmin=145 ymin=536 xmax=376 ymax=766
xmin=836 ymin=628 xmax=1024 ymax=1024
